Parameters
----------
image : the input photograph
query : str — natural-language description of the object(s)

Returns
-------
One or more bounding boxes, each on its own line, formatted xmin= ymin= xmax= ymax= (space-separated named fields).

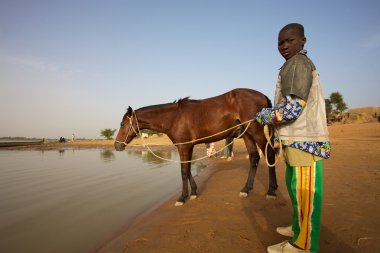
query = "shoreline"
xmin=93 ymin=154 xmax=220 ymax=253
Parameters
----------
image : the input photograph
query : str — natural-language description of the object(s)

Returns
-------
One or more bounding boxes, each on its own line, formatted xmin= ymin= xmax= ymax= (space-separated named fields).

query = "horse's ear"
xmin=127 ymin=106 xmax=133 ymax=117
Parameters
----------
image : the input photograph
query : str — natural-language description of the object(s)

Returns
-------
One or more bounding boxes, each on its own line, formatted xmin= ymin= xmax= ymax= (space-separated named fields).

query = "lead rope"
xmin=142 ymin=121 xmax=252 ymax=164
xmin=263 ymin=125 xmax=282 ymax=167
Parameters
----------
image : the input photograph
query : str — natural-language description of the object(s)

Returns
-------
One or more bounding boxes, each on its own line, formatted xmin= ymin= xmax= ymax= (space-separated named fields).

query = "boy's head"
xmin=278 ymin=23 xmax=306 ymax=60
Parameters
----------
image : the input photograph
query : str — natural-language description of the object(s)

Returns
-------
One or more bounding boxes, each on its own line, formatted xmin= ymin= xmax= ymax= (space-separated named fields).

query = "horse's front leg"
xmin=175 ymin=163 xmax=190 ymax=206
xmin=240 ymin=149 xmax=260 ymax=197
xmin=175 ymin=146 xmax=197 ymax=206
xmin=189 ymin=164 xmax=198 ymax=201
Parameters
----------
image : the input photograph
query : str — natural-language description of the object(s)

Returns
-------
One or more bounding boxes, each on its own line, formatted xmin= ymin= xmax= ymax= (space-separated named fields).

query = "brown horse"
xmin=114 ymin=88 xmax=278 ymax=206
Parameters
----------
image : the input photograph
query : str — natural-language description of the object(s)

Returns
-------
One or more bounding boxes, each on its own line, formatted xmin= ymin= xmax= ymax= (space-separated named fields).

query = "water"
xmin=0 ymin=148 xmax=205 ymax=253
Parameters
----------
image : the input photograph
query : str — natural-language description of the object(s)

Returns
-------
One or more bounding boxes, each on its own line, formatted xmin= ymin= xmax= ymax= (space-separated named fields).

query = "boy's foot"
xmin=276 ymin=225 xmax=294 ymax=237
xmin=267 ymin=241 xmax=307 ymax=253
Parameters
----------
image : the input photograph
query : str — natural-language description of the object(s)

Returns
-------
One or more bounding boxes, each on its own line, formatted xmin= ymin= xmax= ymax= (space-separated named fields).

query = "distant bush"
xmin=100 ymin=129 xmax=117 ymax=140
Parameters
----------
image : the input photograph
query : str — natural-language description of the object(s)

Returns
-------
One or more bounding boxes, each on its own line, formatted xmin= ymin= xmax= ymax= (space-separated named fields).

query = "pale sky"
xmin=1 ymin=0 xmax=379 ymax=139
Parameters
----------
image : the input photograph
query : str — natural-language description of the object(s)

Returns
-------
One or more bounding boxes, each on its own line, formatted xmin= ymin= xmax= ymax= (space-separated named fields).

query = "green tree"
xmin=329 ymin=92 xmax=347 ymax=113
xmin=100 ymin=128 xmax=117 ymax=140
xmin=325 ymin=99 xmax=332 ymax=116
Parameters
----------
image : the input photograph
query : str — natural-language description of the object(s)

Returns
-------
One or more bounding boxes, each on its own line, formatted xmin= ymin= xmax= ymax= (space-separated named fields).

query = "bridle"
xmin=114 ymin=110 xmax=140 ymax=146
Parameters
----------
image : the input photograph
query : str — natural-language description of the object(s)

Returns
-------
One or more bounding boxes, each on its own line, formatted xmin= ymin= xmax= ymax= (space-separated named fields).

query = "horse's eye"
xmin=120 ymin=122 xmax=125 ymax=127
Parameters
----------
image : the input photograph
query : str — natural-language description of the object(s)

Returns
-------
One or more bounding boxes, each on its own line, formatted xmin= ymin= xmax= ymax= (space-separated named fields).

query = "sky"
xmin=0 ymin=0 xmax=379 ymax=139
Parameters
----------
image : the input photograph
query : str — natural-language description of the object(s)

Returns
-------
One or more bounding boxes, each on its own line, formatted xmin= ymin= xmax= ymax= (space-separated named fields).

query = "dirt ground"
xmin=7 ymin=123 xmax=380 ymax=253
xmin=94 ymin=123 xmax=380 ymax=253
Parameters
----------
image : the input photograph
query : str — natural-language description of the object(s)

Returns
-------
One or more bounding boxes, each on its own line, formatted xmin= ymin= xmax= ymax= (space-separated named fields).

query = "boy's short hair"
xmin=280 ymin=23 xmax=305 ymax=37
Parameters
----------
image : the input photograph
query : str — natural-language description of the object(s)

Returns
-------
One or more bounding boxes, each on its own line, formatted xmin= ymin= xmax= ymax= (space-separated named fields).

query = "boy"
xmin=256 ymin=23 xmax=331 ymax=253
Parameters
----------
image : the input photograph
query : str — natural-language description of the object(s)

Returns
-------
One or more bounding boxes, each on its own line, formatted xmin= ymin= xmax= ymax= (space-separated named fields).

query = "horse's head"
xmin=114 ymin=106 xmax=139 ymax=151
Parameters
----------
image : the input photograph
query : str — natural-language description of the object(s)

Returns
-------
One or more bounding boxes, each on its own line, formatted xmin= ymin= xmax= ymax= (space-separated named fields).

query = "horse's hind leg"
xmin=265 ymin=143 xmax=278 ymax=198
xmin=240 ymin=137 xmax=260 ymax=197
xmin=255 ymin=126 xmax=278 ymax=199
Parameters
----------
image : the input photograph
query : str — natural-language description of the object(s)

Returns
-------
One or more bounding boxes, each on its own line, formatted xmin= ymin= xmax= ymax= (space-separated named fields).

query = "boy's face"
xmin=278 ymin=28 xmax=306 ymax=60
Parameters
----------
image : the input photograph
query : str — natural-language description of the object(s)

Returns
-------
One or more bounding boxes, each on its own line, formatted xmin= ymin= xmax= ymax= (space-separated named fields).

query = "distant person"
xmin=220 ymin=137 xmax=234 ymax=161
xmin=71 ymin=133 xmax=75 ymax=142
xmin=256 ymin=23 xmax=331 ymax=253
xmin=221 ymin=126 xmax=243 ymax=161
xmin=205 ymin=142 xmax=216 ymax=158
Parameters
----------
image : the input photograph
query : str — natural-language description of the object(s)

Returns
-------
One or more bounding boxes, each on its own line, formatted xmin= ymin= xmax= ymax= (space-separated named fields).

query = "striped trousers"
xmin=286 ymin=160 xmax=323 ymax=253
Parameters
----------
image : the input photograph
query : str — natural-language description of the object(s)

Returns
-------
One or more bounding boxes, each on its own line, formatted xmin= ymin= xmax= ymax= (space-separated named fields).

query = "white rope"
xmin=263 ymin=125 xmax=282 ymax=167
xmin=142 ymin=121 xmax=251 ymax=163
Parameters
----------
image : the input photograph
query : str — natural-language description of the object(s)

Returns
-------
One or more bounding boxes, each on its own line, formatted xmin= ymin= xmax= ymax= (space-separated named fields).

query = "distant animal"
xmin=115 ymin=88 xmax=278 ymax=206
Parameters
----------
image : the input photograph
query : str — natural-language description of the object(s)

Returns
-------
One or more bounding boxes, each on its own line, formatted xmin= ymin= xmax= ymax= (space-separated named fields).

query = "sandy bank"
xmin=96 ymin=123 xmax=380 ymax=253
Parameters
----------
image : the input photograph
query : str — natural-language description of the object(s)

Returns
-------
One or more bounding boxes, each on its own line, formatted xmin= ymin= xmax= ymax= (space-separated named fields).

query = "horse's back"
xmin=183 ymin=88 xmax=268 ymax=105
xmin=169 ymin=88 xmax=270 ymax=142
xmin=178 ymin=88 xmax=270 ymax=121
xmin=228 ymin=88 xmax=268 ymax=100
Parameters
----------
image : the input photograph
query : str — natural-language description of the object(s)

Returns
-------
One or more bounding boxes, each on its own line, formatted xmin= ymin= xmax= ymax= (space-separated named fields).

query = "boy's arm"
xmin=255 ymin=95 xmax=306 ymax=125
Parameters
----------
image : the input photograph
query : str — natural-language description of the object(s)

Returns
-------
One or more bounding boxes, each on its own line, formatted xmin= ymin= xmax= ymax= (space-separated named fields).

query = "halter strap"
xmin=115 ymin=111 xmax=140 ymax=145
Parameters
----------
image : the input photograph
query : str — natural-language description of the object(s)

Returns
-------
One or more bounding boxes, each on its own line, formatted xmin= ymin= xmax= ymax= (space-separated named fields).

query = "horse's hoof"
xmin=266 ymin=194 xmax=277 ymax=200
xmin=239 ymin=192 xmax=248 ymax=198
xmin=190 ymin=195 xmax=197 ymax=200
xmin=175 ymin=201 xmax=184 ymax=207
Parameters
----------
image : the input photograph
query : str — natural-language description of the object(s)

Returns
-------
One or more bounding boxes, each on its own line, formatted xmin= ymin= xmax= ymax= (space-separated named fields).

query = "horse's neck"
xmin=136 ymin=105 xmax=177 ymax=133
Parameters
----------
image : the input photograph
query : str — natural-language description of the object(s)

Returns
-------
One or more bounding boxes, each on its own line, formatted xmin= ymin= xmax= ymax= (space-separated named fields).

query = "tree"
xmin=325 ymin=99 xmax=332 ymax=116
xmin=100 ymin=128 xmax=117 ymax=140
xmin=329 ymin=92 xmax=347 ymax=113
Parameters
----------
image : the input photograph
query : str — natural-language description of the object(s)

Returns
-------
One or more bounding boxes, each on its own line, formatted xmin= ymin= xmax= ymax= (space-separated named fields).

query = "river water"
xmin=0 ymin=148 xmax=205 ymax=253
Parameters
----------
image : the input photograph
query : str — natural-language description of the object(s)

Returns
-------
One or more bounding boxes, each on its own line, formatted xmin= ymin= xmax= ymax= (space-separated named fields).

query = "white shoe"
xmin=267 ymin=241 xmax=307 ymax=253
xmin=276 ymin=225 xmax=294 ymax=237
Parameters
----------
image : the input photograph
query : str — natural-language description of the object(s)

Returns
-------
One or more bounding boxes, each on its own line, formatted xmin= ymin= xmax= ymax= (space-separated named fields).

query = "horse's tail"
xmin=265 ymin=95 xmax=273 ymax=108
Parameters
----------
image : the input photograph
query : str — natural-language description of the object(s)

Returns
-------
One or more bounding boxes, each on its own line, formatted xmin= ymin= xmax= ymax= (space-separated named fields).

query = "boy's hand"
xmin=255 ymin=111 xmax=264 ymax=125
xmin=255 ymin=108 xmax=276 ymax=125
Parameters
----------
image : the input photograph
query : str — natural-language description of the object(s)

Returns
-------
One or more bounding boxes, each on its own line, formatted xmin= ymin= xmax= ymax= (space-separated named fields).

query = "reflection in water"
xmin=58 ymin=149 xmax=65 ymax=156
xmin=141 ymin=149 xmax=173 ymax=165
xmin=128 ymin=150 xmax=174 ymax=164
xmin=127 ymin=149 xmax=174 ymax=165
xmin=100 ymin=149 xmax=115 ymax=162
xmin=127 ymin=149 xmax=206 ymax=176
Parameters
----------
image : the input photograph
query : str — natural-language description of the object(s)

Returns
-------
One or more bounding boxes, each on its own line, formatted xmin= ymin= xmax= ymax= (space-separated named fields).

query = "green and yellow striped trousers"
xmin=286 ymin=160 xmax=323 ymax=253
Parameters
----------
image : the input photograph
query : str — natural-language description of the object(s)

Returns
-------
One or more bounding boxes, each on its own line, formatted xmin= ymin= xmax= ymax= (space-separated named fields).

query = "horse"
xmin=114 ymin=88 xmax=278 ymax=206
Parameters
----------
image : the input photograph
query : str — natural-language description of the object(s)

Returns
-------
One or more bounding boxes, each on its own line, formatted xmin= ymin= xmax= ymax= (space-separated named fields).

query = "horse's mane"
xmin=173 ymin=96 xmax=201 ymax=104
xmin=173 ymin=96 xmax=190 ymax=103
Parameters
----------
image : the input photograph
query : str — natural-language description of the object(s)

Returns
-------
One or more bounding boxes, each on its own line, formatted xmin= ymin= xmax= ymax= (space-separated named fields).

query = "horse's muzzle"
xmin=114 ymin=142 xmax=126 ymax=151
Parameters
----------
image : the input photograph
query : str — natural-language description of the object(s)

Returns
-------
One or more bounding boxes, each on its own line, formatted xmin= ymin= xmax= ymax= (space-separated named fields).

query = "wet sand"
xmin=7 ymin=123 xmax=380 ymax=253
